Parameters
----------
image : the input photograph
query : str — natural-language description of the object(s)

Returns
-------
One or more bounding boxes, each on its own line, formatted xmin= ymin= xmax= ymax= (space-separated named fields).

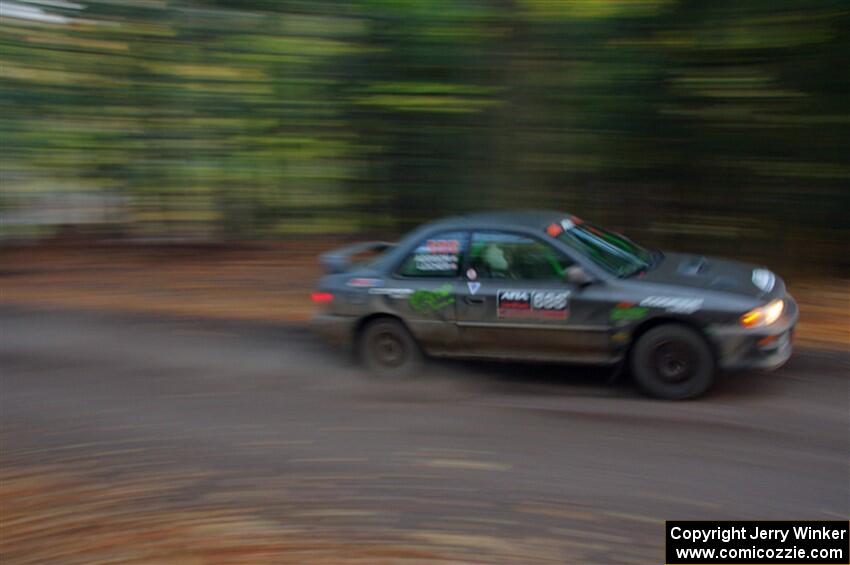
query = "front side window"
xmin=551 ymin=217 xmax=652 ymax=277
xmin=468 ymin=231 xmax=573 ymax=280
xmin=397 ymin=231 xmax=467 ymax=277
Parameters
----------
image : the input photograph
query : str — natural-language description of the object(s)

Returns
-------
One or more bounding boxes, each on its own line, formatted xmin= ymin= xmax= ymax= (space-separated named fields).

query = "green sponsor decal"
xmin=610 ymin=305 xmax=649 ymax=321
xmin=410 ymin=284 xmax=454 ymax=312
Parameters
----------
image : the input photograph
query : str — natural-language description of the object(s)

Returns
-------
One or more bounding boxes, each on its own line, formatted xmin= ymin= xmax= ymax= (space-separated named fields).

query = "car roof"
xmin=425 ymin=210 xmax=568 ymax=231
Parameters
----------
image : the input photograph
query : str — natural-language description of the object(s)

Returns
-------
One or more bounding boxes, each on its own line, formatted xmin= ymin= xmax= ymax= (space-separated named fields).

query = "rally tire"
xmin=358 ymin=318 xmax=424 ymax=378
xmin=630 ymin=324 xmax=715 ymax=400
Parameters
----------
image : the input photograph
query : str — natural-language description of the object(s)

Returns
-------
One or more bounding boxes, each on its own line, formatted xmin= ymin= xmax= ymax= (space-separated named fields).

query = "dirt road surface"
xmin=2 ymin=306 xmax=848 ymax=564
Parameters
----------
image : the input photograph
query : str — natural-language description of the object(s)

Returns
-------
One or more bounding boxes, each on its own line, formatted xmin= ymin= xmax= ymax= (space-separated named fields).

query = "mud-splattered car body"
xmin=312 ymin=211 xmax=797 ymax=398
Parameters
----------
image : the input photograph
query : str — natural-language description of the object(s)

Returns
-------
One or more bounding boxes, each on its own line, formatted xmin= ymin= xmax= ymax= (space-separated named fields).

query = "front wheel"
xmin=358 ymin=318 xmax=423 ymax=378
xmin=630 ymin=324 xmax=715 ymax=399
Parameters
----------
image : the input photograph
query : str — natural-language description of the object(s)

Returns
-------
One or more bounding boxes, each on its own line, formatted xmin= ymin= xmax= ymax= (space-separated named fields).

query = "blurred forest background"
xmin=1 ymin=0 xmax=848 ymax=274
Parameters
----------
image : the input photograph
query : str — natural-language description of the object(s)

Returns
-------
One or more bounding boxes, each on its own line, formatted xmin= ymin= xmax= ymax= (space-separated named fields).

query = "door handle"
xmin=464 ymin=296 xmax=485 ymax=304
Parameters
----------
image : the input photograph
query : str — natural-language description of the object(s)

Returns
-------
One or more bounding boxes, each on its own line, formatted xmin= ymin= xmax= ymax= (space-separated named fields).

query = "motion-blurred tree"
xmin=0 ymin=0 xmax=847 ymax=271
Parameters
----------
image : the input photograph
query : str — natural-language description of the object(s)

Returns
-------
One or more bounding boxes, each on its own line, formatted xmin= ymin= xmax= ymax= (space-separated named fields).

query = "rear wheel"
xmin=358 ymin=318 xmax=423 ymax=378
xmin=630 ymin=324 xmax=715 ymax=399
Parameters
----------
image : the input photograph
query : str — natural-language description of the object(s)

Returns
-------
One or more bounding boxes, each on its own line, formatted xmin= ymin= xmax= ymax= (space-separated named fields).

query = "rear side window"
xmin=469 ymin=231 xmax=573 ymax=280
xmin=396 ymin=231 xmax=467 ymax=277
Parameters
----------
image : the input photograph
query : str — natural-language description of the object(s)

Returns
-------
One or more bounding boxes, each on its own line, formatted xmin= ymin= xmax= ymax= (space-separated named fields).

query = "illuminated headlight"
xmin=740 ymin=299 xmax=784 ymax=328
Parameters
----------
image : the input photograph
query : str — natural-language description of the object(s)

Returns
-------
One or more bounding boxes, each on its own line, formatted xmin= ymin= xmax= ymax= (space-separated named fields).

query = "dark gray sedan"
xmin=312 ymin=211 xmax=797 ymax=399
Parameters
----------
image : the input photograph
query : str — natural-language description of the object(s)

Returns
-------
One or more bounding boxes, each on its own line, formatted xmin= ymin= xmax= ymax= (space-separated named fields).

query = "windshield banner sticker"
xmin=497 ymin=290 xmax=569 ymax=319
xmin=410 ymin=284 xmax=454 ymax=312
xmin=640 ymin=296 xmax=703 ymax=314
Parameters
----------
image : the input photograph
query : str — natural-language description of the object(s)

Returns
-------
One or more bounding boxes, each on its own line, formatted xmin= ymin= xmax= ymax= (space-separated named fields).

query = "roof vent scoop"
xmin=677 ymin=256 xmax=709 ymax=276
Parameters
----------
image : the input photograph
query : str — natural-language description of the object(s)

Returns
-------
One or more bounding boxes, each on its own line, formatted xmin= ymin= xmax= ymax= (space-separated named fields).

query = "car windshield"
xmin=552 ymin=219 xmax=654 ymax=277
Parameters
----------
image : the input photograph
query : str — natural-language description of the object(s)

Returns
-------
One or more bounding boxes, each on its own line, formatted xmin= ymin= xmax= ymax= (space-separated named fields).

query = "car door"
xmin=455 ymin=230 xmax=611 ymax=363
xmin=385 ymin=230 xmax=468 ymax=354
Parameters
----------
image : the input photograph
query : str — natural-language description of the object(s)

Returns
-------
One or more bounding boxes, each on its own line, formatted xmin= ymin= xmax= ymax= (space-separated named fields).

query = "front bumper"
xmin=708 ymin=295 xmax=799 ymax=371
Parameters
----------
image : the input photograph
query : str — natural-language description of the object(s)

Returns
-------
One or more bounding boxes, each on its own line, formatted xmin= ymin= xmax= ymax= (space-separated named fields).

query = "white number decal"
xmin=532 ymin=291 xmax=568 ymax=310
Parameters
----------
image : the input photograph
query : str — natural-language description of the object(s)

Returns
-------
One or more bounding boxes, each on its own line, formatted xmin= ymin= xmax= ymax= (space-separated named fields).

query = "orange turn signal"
xmin=740 ymin=310 xmax=763 ymax=327
xmin=740 ymin=299 xmax=784 ymax=328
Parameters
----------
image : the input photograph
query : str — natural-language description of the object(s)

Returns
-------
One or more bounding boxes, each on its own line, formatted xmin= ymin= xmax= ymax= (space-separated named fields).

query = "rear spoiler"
xmin=319 ymin=241 xmax=394 ymax=274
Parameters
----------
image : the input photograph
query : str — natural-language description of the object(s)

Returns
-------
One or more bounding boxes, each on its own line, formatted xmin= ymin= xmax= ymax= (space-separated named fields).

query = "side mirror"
xmin=565 ymin=265 xmax=595 ymax=286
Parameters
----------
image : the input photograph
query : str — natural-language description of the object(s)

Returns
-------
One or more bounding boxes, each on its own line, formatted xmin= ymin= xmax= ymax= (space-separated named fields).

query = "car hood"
xmin=640 ymin=252 xmax=781 ymax=300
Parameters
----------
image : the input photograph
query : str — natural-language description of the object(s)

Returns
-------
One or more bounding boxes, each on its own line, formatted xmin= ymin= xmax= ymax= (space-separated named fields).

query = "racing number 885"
xmin=532 ymin=292 xmax=568 ymax=310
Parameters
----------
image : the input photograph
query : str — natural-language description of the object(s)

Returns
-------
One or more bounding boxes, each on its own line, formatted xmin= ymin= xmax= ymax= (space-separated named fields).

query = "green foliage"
xmin=0 ymin=0 xmax=847 ymax=269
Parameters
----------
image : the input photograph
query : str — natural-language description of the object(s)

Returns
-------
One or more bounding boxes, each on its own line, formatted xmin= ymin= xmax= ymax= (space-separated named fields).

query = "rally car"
xmin=312 ymin=211 xmax=797 ymax=399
